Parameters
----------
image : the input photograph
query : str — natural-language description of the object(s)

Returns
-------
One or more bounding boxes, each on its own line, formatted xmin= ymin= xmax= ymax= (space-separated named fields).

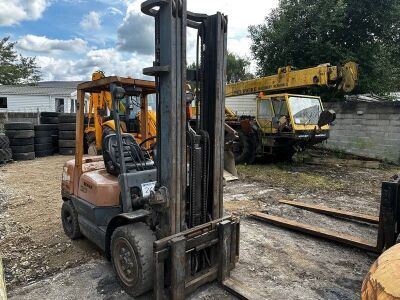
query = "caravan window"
xmin=0 ymin=97 xmax=7 ymax=108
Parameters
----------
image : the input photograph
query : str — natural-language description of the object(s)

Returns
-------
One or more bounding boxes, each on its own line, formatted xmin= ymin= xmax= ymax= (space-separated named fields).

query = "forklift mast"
xmin=142 ymin=0 xmax=227 ymax=235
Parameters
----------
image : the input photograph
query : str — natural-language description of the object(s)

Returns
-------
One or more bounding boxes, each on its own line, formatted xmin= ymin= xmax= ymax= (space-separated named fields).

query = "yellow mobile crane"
xmin=225 ymin=62 xmax=358 ymax=163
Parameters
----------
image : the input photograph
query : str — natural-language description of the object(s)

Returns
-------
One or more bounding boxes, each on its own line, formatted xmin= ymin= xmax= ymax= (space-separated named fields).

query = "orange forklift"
xmin=60 ymin=1 xmax=246 ymax=299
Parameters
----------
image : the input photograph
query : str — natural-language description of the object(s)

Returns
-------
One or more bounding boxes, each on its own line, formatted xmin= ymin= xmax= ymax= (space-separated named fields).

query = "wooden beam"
xmin=306 ymin=157 xmax=380 ymax=169
xmin=279 ymin=200 xmax=379 ymax=224
xmin=250 ymin=212 xmax=378 ymax=253
xmin=0 ymin=256 xmax=7 ymax=300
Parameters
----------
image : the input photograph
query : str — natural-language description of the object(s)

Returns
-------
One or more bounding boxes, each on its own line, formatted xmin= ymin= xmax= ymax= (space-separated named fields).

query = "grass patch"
xmin=237 ymin=163 xmax=344 ymax=193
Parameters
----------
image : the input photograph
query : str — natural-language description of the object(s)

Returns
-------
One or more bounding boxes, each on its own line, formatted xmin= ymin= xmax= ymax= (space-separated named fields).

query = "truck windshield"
xmin=288 ymin=96 xmax=322 ymax=125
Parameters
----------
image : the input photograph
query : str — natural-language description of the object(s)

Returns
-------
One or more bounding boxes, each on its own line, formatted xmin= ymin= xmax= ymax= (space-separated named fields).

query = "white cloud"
xmin=80 ymin=11 xmax=102 ymax=31
xmin=35 ymin=48 xmax=154 ymax=81
xmin=109 ymin=7 xmax=124 ymax=16
xmin=15 ymin=0 xmax=279 ymax=80
xmin=117 ymin=2 xmax=154 ymax=54
xmin=17 ymin=35 xmax=88 ymax=53
xmin=0 ymin=0 xmax=48 ymax=26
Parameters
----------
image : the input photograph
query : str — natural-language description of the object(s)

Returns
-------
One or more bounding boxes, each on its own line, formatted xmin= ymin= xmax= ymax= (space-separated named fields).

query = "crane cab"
xmin=255 ymin=93 xmax=333 ymax=158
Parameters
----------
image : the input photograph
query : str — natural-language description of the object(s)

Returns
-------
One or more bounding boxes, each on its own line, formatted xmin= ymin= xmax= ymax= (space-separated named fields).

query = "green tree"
xmin=249 ymin=0 xmax=400 ymax=96
xmin=0 ymin=37 xmax=41 ymax=85
xmin=226 ymin=52 xmax=254 ymax=83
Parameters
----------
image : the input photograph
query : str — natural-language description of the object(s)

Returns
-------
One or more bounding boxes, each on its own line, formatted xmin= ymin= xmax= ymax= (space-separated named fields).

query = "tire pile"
xmin=58 ymin=113 xmax=76 ymax=155
xmin=40 ymin=112 xmax=60 ymax=154
xmin=0 ymin=133 xmax=12 ymax=164
xmin=34 ymin=124 xmax=58 ymax=157
xmin=5 ymin=122 xmax=35 ymax=161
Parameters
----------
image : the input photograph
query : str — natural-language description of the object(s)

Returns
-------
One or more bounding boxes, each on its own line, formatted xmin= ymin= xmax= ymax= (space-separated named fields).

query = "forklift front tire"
xmin=61 ymin=200 xmax=82 ymax=240
xmin=111 ymin=222 xmax=155 ymax=297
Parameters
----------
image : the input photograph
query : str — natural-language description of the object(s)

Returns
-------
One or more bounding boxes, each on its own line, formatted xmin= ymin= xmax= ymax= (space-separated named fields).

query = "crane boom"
xmin=225 ymin=62 xmax=358 ymax=97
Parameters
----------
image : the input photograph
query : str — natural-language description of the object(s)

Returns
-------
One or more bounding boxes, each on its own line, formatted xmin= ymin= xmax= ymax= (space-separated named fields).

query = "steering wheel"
xmin=139 ymin=136 xmax=157 ymax=153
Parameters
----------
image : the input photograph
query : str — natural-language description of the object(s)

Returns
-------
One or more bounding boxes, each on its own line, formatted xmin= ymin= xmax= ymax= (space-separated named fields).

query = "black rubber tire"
xmin=35 ymin=149 xmax=54 ymax=157
xmin=59 ymin=148 xmax=75 ymax=155
xmin=0 ymin=148 xmax=12 ymax=162
xmin=234 ymin=130 xmax=256 ymax=164
xmin=59 ymin=131 xmax=76 ymax=140
xmin=61 ymin=200 xmax=82 ymax=239
xmin=35 ymin=124 xmax=58 ymax=131
xmin=35 ymin=136 xmax=53 ymax=144
xmin=0 ymin=134 xmax=10 ymax=149
xmin=59 ymin=114 xmax=76 ymax=123
xmin=13 ymin=152 xmax=35 ymax=161
xmin=111 ymin=223 xmax=156 ymax=297
xmin=35 ymin=130 xmax=58 ymax=138
xmin=59 ymin=140 xmax=75 ymax=148
xmin=11 ymin=144 xmax=35 ymax=153
xmin=6 ymin=130 xmax=35 ymax=139
xmin=40 ymin=116 xmax=59 ymax=124
xmin=9 ymin=137 xmax=34 ymax=146
xmin=34 ymin=143 xmax=54 ymax=151
xmin=4 ymin=122 xmax=34 ymax=130
xmin=58 ymin=123 xmax=76 ymax=131
xmin=41 ymin=112 xmax=59 ymax=117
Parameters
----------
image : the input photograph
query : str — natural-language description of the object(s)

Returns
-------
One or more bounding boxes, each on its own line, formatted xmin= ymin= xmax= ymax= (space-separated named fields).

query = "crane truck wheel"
xmin=111 ymin=222 xmax=156 ymax=297
xmin=61 ymin=200 xmax=82 ymax=240
xmin=234 ymin=130 xmax=256 ymax=164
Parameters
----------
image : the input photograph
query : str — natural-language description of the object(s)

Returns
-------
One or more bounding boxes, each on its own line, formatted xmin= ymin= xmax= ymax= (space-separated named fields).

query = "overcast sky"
xmin=0 ymin=0 xmax=278 ymax=81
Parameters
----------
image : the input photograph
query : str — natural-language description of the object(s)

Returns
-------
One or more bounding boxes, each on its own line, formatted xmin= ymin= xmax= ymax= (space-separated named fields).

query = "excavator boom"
xmin=225 ymin=62 xmax=358 ymax=97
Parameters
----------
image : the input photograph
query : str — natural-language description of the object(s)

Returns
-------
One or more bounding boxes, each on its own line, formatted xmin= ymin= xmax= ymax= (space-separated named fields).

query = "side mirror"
xmin=272 ymin=116 xmax=280 ymax=129
xmin=318 ymin=110 xmax=336 ymax=127
xmin=112 ymin=86 xmax=126 ymax=100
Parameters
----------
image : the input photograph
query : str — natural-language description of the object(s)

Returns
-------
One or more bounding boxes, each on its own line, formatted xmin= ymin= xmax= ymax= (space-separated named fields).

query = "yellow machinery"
xmin=85 ymin=71 xmax=157 ymax=155
xmin=225 ymin=62 xmax=358 ymax=163
xmin=85 ymin=71 xmax=238 ymax=178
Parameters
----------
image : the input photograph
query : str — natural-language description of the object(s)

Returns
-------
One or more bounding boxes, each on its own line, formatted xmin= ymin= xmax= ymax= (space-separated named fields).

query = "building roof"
xmin=0 ymin=83 xmax=79 ymax=96
xmin=36 ymin=81 xmax=84 ymax=88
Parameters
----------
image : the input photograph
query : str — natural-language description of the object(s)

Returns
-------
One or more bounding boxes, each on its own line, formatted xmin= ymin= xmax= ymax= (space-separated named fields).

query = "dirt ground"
xmin=1 ymin=153 xmax=399 ymax=299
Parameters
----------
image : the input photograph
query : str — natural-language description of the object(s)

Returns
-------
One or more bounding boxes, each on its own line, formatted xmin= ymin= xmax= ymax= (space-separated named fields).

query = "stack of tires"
xmin=40 ymin=112 xmax=59 ymax=154
xmin=5 ymin=122 xmax=35 ymax=161
xmin=58 ymin=113 xmax=76 ymax=155
xmin=34 ymin=124 xmax=58 ymax=157
xmin=0 ymin=133 xmax=12 ymax=164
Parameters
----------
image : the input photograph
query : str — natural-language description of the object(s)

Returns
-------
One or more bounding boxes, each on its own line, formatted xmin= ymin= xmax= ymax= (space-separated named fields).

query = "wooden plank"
xmin=222 ymin=277 xmax=265 ymax=300
xmin=250 ymin=212 xmax=379 ymax=253
xmin=306 ymin=157 xmax=380 ymax=169
xmin=279 ymin=200 xmax=379 ymax=224
xmin=0 ymin=256 xmax=7 ymax=300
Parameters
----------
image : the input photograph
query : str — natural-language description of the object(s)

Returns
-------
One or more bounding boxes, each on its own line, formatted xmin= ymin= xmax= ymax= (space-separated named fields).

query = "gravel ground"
xmin=1 ymin=153 xmax=399 ymax=299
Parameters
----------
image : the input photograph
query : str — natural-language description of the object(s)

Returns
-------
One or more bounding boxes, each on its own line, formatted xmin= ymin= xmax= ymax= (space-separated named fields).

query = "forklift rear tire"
xmin=61 ymin=200 xmax=82 ymax=240
xmin=111 ymin=222 xmax=156 ymax=297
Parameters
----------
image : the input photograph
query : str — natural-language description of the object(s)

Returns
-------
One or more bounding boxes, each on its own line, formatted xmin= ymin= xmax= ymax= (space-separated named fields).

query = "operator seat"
xmin=102 ymin=133 xmax=155 ymax=176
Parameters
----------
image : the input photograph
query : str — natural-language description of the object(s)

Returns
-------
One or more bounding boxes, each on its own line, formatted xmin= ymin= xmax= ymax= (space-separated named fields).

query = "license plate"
xmin=141 ymin=181 xmax=156 ymax=197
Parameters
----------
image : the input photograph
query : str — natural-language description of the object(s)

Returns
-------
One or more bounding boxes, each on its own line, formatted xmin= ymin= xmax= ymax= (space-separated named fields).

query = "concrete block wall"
xmin=322 ymin=101 xmax=400 ymax=163
xmin=0 ymin=112 xmax=39 ymax=132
